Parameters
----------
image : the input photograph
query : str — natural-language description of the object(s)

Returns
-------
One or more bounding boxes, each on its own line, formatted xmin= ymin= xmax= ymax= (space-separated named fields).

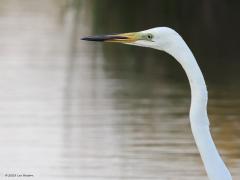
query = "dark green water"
xmin=0 ymin=0 xmax=239 ymax=179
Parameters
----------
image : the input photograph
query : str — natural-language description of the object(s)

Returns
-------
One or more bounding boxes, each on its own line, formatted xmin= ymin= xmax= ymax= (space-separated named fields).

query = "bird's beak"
xmin=81 ymin=32 xmax=139 ymax=43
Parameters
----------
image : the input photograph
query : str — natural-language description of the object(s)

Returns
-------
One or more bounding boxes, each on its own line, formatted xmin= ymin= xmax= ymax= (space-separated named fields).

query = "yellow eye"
xmin=147 ymin=33 xmax=153 ymax=40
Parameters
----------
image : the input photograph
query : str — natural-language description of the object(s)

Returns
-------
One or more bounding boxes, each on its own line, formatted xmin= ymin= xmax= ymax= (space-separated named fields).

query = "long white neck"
xmin=161 ymin=34 xmax=232 ymax=180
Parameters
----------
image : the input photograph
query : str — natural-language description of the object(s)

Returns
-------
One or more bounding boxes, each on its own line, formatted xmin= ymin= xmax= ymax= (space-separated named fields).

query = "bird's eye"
xmin=147 ymin=34 xmax=153 ymax=40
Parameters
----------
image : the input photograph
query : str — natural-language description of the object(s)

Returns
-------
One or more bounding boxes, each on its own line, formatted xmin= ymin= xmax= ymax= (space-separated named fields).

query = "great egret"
xmin=82 ymin=27 xmax=232 ymax=180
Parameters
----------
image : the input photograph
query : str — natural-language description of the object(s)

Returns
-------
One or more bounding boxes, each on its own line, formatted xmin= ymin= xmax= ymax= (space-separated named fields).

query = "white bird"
xmin=82 ymin=27 xmax=232 ymax=180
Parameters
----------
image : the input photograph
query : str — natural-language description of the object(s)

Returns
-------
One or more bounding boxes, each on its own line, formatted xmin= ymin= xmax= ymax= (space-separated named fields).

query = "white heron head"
xmin=82 ymin=27 xmax=181 ymax=52
xmin=82 ymin=27 xmax=233 ymax=180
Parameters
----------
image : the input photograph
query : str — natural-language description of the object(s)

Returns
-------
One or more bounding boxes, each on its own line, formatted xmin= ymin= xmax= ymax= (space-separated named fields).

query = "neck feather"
xmin=159 ymin=34 xmax=232 ymax=180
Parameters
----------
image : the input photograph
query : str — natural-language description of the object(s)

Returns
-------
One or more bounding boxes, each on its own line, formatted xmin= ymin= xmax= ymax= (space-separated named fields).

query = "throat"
xmin=163 ymin=37 xmax=209 ymax=126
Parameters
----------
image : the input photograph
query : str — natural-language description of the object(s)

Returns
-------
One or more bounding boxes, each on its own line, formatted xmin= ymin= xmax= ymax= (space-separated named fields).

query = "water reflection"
xmin=0 ymin=0 xmax=239 ymax=180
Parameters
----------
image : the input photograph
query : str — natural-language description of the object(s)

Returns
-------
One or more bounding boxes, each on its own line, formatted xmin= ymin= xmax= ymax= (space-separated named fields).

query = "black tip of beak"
xmin=81 ymin=36 xmax=106 ymax=42
xmin=81 ymin=35 xmax=128 ymax=42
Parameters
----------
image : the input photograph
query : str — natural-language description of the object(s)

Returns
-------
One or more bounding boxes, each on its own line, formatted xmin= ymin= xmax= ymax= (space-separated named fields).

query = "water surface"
xmin=0 ymin=1 xmax=239 ymax=179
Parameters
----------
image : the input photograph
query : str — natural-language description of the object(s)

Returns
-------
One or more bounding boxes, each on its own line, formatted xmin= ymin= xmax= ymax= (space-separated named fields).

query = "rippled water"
xmin=0 ymin=1 xmax=240 ymax=180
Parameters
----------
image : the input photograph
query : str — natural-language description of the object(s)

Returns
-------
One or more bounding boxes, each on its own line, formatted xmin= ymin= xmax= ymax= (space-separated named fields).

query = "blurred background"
xmin=0 ymin=0 xmax=239 ymax=179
